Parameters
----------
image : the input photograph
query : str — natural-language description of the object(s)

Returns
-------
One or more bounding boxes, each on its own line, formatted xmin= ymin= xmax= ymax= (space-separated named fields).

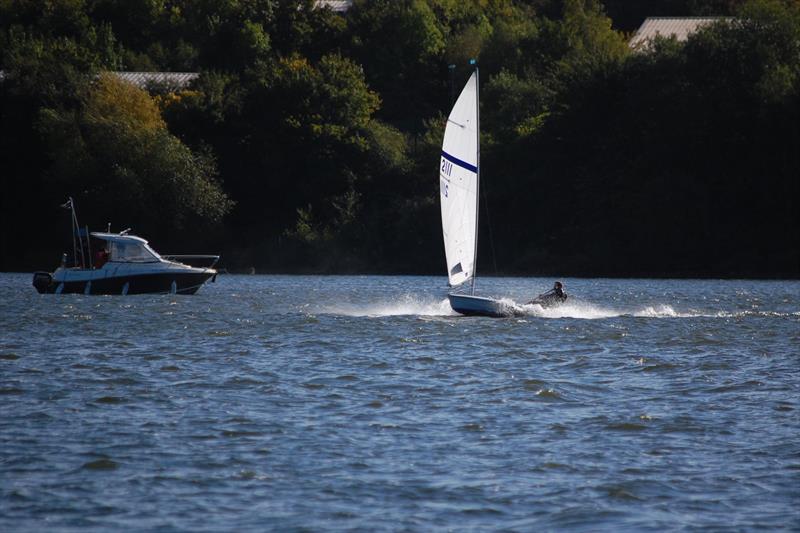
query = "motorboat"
xmin=32 ymin=198 xmax=219 ymax=295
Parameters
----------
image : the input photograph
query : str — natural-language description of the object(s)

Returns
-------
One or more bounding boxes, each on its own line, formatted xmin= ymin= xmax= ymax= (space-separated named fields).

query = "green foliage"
xmin=547 ymin=0 xmax=629 ymax=83
xmin=363 ymin=120 xmax=410 ymax=172
xmin=479 ymin=5 xmax=540 ymax=76
xmin=3 ymin=34 xmax=91 ymax=106
xmin=37 ymin=74 xmax=232 ymax=234
xmin=482 ymin=69 xmax=552 ymax=143
xmin=505 ymin=0 xmax=800 ymax=276
xmin=0 ymin=0 xmax=797 ymax=275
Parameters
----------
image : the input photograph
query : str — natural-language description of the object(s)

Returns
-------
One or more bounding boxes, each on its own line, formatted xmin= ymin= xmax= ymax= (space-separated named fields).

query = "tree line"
xmin=1 ymin=0 xmax=797 ymax=277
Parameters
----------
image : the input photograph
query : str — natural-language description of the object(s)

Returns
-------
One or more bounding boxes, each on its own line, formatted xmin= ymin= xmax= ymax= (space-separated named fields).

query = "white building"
xmin=111 ymin=72 xmax=199 ymax=91
xmin=314 ymin=0 xmax=353 ymax=12
xmin=629 ymin=17 xmax=727 ymax=50
xmin=0 ymin=70 xmax=199 ymax=91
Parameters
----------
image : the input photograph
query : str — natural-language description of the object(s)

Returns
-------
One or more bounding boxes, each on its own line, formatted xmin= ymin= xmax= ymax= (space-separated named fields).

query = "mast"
xmin=471 ymin=62 xmax=480 ymax=295
xmin=72 ymin=199 xmax=86 ymax=268
xmin=69 ymin=197 xmax=78 ymax=268
xmin=63 ymin=196 xmax=87 ymax=269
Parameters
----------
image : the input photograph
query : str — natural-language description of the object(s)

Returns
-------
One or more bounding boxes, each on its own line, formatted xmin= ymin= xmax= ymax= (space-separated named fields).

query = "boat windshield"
xmin=108 ymin=240 xmax=160 ymax=263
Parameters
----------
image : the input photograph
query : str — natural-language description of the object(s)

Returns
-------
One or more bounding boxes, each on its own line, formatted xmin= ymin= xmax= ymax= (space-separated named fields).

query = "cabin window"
xmin=109 ymin=241 xmax=159 ymax=262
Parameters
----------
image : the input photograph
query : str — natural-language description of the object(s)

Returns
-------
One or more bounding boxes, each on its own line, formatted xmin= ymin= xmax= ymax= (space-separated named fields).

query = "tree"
xmin=37 ymin=74 xmax=232 ymax=238
xmin=346 ymin=0 xmax=448 ymax=129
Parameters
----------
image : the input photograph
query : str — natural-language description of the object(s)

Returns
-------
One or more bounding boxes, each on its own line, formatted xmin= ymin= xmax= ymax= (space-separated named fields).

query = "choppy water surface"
xmin=1 ymin=274 xmax=798 ymax=531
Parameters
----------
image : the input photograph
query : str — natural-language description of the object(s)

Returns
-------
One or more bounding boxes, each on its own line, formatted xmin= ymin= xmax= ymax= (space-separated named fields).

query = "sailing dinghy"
xmin=440 ymin=65 xmax=515 ymax=317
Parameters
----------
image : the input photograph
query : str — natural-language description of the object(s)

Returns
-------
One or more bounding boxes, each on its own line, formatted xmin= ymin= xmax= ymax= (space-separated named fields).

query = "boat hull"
xmin=448 ymin=293 xmax=516 ymax=317
xmin=32 ymin=270 xmax=215 ymax=295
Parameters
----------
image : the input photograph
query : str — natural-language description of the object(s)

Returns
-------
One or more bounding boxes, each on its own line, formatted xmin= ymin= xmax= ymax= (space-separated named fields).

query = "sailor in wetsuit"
xmin=528 ymin=281 xmax=568 ymax=307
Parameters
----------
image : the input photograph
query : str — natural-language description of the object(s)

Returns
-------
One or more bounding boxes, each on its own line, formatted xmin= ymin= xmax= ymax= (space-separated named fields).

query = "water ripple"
xmin=1 ymin=274 xmax=798 ymax=531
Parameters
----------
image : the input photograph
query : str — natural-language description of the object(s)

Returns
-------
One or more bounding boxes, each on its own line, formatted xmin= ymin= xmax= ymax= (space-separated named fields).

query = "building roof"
xmin=0 ymin=70 xmax=199 ymax=91
xmin=629 ymin=17 xmax=726 ymax=49
xmin=111 ymin=71 xmax=199 ymax=90
xmin=314 ymin=0 xmax=352 ymax=12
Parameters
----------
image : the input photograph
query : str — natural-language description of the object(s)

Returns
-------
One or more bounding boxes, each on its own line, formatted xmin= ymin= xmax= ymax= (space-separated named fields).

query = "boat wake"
xmin=510 ymin=300 xmax=690 ymax=319
xmin=504 ymin=299 xmax=624 ymax=319
xmin=504 ymin=300 xmax=780 ymax=319
xmin=321 ymin=296 xmax=687 ymax=319
xmin=320 ymin=295 xmax=794 ymax=320
xmin=320 ymin=294 xmax=456 ymax=317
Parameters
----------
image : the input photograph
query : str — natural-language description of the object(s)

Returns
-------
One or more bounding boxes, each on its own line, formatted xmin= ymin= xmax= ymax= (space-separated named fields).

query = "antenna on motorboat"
xmin=120 ymin=228 xmax=131 ymax=235
xmin=85 ymin=225 xmax=92 ymax=269
xmin=61 ymin=197 xmax=86 ymax=268
xmin=107 ymin=223 xmax=111 ymax=232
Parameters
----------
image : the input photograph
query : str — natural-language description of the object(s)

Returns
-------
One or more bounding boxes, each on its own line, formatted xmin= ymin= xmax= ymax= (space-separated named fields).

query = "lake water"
xmin=1 ymin=273 xmax=798 ymax=531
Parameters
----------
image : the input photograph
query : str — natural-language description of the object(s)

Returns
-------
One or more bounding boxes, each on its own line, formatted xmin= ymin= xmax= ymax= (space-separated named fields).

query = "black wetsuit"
xmin=528 ymin=288 xmax=567 ymax=308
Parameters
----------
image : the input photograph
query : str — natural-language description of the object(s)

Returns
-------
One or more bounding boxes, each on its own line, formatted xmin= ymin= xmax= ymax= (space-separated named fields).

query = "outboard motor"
xmin=32 ymin=272 xmax=53 ymax=294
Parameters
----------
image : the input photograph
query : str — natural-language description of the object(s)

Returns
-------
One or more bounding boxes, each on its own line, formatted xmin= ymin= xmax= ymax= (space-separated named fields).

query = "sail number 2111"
xmin=441 ymin=157 xmax=453 ymax=198
xmin=441 ymin=157 xmax=453 ymax=177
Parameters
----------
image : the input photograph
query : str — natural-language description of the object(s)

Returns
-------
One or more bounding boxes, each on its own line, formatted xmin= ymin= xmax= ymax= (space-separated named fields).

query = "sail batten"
xmin=440 ymin=71 xmax=479 ymax=288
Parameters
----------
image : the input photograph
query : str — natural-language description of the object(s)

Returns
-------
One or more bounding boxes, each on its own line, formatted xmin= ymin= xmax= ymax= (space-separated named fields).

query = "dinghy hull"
xmin=448 ymin=293 xmax=514 ymax=317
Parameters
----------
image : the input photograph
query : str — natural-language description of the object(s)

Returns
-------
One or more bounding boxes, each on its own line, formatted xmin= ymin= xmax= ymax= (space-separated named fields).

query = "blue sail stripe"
xmin=441 ymin=151 xmax=478 ymax=174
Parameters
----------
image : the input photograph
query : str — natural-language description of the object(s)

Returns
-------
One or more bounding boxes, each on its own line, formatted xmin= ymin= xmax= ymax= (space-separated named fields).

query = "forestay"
xmin=440 ymin=72 xmax=478 ymax=287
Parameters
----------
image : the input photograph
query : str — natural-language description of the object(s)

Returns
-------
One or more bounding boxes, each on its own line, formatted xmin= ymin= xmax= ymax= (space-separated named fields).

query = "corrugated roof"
xmin=314 ymin=0 xmax=352 ymax=12
xmin=112 ymin=71 xmax=199 ymax=90
xmin=629 ymin=17 xmax=726 ymax=50
xmin=0 ymin=70 xmax=199 ymax=90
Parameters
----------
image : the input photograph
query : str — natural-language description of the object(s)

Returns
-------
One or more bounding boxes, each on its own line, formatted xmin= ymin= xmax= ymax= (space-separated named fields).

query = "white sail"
xmin=440 ymin=72 xmax=478 ymax=287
